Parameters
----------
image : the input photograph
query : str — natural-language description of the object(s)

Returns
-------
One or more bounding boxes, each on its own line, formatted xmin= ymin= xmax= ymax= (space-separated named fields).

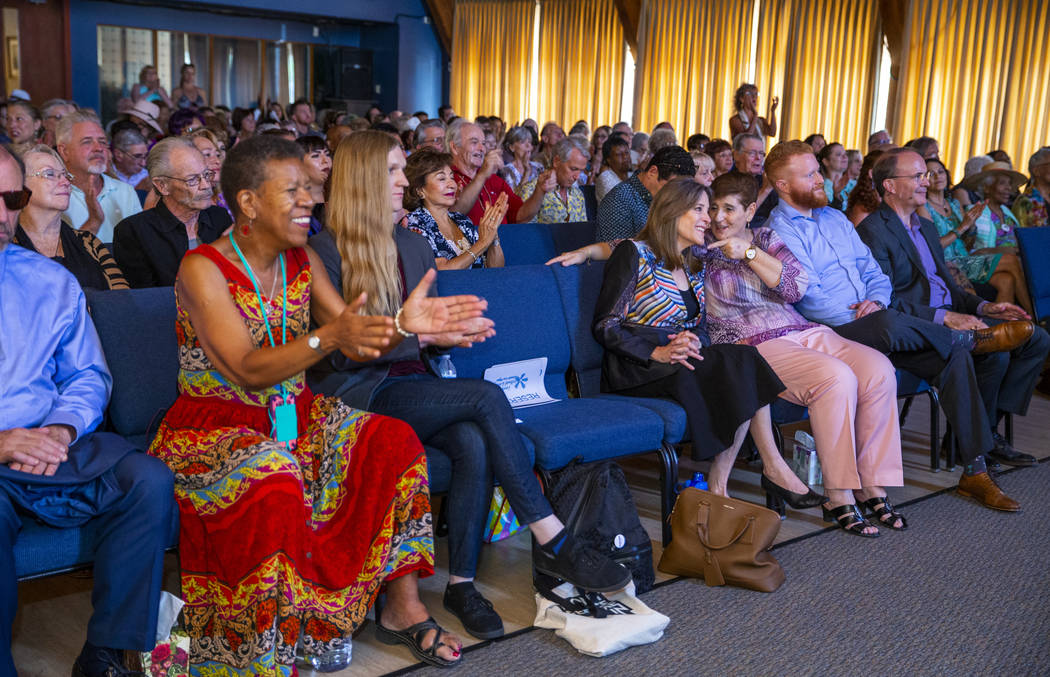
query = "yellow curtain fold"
xmin=534 ymin=0 xmax=625 ymax=129
xmin=633 ymin=0 xmax=756 ymax=139
xmin=755 ymin=0 xmax=880 ymax=149
xmin=893 ymin=0 xmax=1050 ymax=177
xmin=451 ymin=0 xmax=535 ymax=123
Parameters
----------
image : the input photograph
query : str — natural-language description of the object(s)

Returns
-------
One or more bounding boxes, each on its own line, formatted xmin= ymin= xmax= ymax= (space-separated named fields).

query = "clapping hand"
xmin=399 ymin=269 xmax=490 ymax=336
xmin=481 ymin=150 xmax=504 ymax=178
xmin=538 ymin=169 xmax=558 ymax=194
xmin=981 ymin=302 xmax=1030 ymax=321
xmin=478 ymin=192 xmax=509 ymax=248
xmin=333 ymin=293 xmax=396 ymax=361
xmin=769 ymin=96 xmax=780 ymax=112
xmin=958 ymin=201 xmax=984 ymax=234
xmin=651 ymin=332 xmax=703 ymax=371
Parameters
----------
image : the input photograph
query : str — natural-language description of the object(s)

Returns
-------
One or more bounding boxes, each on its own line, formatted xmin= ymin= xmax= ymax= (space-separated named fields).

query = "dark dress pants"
xmin=370 ymin=375 xmax=551 ymax=578
xmin=971 ymin=324 xmax=1050 ymax=422
xmin=833 ymin=309 xmax=993 ymax=463
xmin=0 ymin=439 xmax=174 ymax=676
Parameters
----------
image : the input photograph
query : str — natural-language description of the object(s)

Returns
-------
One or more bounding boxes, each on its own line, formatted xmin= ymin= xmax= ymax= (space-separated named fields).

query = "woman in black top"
xmin=15 ymin=145 xmax=128 ymax=290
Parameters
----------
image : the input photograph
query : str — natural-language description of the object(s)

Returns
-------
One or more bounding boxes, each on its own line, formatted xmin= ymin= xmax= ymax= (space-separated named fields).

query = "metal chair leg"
xmin=926 ymin=390 xmax=940 ymax=472
xmin=899 ymin=395 xmax=914 ymax=427
xmin=659 ymin=442 xmax=679 ymax=547
xmin=1004 ymin=412 xmax=1013 ymax=446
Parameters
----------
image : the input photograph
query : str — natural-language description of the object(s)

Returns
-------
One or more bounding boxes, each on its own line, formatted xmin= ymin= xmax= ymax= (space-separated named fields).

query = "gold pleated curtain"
xmin=534 ymin=0 xmax=625 ymax=129
xmin=633 ymin=0 xmax=756 ymax=139
xmin=754 ymin=0 xmax=881 ymax=149
xmin=892 ymin=0 xmax=1050 ymax=177
xmin=451 ymin=0 xmax=535 ymax=123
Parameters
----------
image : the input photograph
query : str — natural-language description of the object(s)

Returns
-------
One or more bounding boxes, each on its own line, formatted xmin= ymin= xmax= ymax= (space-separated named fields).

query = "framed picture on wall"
xmin=5 ymin=37 xmax=18 ymax=79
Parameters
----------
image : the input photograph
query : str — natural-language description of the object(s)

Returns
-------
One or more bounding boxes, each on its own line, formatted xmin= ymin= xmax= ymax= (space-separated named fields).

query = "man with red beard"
xmin=766 ymin=140 xmax=1034 ymax=511
xmin=57 ymin=111 xmax=142 ymax=244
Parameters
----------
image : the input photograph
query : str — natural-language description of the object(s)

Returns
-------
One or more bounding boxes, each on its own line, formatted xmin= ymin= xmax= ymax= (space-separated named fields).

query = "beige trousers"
xmin=756 ymin=326 xmax=904 ymax=490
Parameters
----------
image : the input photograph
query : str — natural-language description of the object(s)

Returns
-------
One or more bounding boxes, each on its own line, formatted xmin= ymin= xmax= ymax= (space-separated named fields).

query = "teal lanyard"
xmin=228 ymin=232 xmax=288 ymax=392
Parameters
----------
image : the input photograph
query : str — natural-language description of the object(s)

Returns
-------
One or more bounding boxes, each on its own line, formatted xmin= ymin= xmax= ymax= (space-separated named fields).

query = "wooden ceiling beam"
xmin=422 ymin=0 xmax=454 ymax=54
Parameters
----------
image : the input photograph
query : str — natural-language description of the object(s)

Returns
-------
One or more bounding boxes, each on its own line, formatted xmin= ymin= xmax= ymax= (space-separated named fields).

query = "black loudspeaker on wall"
xmin=314 ymin=46 xmax=374 ymax=109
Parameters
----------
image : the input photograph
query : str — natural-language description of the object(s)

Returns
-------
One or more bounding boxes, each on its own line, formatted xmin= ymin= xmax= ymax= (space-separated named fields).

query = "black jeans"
xmin=371 ymin=375 xmax=551 ymax=578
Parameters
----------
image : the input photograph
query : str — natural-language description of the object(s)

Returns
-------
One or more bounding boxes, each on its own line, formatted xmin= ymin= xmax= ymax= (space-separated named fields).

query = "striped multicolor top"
xmin=702 ymin=227 xmax=816 ymax=346
xmin=624 ymin=240 xmax=706 ymax=331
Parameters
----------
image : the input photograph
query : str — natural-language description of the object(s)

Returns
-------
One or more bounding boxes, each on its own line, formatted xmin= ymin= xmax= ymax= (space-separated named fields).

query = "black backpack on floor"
xmin=543 ymin=460 xmax=655 ymax=594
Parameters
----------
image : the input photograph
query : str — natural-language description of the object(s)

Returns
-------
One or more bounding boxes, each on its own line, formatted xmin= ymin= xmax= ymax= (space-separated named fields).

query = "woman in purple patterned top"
xmin=703 ymin=173 xmax=907 ymax=538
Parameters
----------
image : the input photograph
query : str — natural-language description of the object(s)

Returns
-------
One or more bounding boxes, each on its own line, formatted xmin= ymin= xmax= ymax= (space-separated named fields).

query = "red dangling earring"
xmin=240 ymin=224 xmax=250 ymax=236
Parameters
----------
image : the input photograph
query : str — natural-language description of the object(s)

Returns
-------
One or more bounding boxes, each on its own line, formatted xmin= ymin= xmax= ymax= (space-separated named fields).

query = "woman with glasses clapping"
xmin=14 ymin=145 xmax=129 ymax=290
xmin=113 ymin=137 xmax=232 ymax=287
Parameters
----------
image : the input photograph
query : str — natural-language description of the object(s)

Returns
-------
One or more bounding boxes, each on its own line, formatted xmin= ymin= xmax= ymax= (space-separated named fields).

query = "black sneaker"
xmin=532 ymin=529 xmax=631 ymax=593
xmin=443 ymin=581 xmax=504 ymax=639
xmin=72 ymin=644 xmax=143 ymax=677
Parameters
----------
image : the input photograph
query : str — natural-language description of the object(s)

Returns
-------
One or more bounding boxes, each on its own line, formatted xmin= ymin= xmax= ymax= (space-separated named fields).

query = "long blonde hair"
xmin=327 ymin=130 xmax=403 ymax=315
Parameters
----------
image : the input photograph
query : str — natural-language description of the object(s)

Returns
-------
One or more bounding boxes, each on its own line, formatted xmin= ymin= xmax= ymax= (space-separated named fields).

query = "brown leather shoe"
xmin=957 ymin=471 xmax=1020 ymax=511
xmin=971 ymin=320 xmax=1035 ymax=355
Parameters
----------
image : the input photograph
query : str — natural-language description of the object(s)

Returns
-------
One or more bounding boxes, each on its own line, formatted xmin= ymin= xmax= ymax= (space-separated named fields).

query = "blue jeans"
xmin=371 ymin=375 xmax=551 ymax=578
xmin=1 ymin=440 xmax=174 ymax=675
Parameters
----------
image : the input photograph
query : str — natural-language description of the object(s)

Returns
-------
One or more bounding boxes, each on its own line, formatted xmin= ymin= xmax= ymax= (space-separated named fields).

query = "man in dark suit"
xmin=857 ymin=148 xmax=1049 ymax=494
xmin=113 ymin=137 xmax=230 ymax=287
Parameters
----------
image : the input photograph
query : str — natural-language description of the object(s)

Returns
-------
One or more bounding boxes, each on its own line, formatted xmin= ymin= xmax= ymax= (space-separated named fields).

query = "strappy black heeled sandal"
xmin=858 ymin=496 xmax=908 ymax=530
xmin=822 ymin=503 xmax=880 ymax=538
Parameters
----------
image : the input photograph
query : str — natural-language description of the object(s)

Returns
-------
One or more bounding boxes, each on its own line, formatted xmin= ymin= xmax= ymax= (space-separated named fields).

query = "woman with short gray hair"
xmin=499 ymin=125 xmax=542 ymax=191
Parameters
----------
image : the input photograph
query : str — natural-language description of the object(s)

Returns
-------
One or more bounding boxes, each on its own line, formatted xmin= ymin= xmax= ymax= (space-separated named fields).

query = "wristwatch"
xmin=307 ymin=333 xmax=325 ymax=355
xmin=744 ymin=246 xmax=758 ymax=261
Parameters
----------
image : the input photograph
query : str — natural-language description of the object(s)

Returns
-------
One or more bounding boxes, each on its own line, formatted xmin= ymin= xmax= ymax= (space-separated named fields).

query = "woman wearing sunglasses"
xmin=13 ymin=145 xmax=128 ymax=290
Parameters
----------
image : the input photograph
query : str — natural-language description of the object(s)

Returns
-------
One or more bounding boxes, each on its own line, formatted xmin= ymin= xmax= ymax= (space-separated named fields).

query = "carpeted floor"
xmin=403 ymin=461 xmax=1050 ymax=676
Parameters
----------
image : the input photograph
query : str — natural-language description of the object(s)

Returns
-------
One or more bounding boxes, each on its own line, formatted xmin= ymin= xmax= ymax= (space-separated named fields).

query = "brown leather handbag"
xmin=657 ymin=487 xmax=785 ymax=592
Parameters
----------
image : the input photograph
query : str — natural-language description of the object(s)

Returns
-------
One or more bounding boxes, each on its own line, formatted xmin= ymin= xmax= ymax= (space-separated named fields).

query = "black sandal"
xmin=858 ymin=496 xmax=908 ymax=530
xmin=375 ymin=616 xmax=461 ymax=668
xmin=822 ymin=503 xmax=880 ymax=538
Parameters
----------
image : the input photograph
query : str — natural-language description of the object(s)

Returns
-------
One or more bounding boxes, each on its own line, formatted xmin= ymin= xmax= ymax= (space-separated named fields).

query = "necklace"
xmin=233 ymin=234 xmax=280 ymax=302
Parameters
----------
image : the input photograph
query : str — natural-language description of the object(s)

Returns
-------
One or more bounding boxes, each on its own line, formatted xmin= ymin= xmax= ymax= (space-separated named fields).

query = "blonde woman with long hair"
xmin=307 ymin=130 xmax=631 ymax=646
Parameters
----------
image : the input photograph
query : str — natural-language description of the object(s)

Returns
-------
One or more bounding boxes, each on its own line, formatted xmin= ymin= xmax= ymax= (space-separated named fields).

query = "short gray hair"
xmin=631 ymin=132 xmax=649 ymax=152
xmin=415 ymin=118 xmax=446 ymax=147
xmin=649 ymin=129 xmax=678 ymax=155
xmin=553 ymin=136 xmax=590 ymax=163
xmin=112 ymin=128 xmax=147 ymax=152
xmin=446 ymin=119 xmax=477 ymax=151
xmin=41 ymin=99 xmax=75 ymax=117
xmin=22 ymin=143 xmax=66 ymax=169
xmin=147 ymin=136 xmax=196 ymax=179
xmin=732 ymin=132 xmax=763 ymax=152
xmin=55 ymin=110 xmax=102 ymax=148
xmin=963 ymin=154 xmax=993 ymax=178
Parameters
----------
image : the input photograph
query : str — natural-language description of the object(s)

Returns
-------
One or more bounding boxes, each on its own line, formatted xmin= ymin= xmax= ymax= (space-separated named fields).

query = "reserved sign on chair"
xmin=484 ymin=357 xmax=559 ymax=409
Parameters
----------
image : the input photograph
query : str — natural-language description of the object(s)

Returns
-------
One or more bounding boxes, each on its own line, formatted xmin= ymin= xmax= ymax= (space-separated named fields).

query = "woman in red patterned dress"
xmin=149 ymin=136 xmax=485 ymax=674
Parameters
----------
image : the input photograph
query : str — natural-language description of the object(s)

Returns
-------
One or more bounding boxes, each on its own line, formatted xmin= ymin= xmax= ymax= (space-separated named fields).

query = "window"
xmin=97 ymin=25 xmax=313 ymax=119
xmin=266 ymin=42 xmax=311 ymax=107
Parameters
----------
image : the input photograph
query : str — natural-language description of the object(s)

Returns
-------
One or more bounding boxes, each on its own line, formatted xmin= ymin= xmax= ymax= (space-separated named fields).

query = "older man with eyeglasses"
xmin=109 ymin=128 xmax=151 ymax=191
xmin=112 ymin=137 xmax=231 ymax=287
xmin=57 ymin=111 xmax=142 ymax=244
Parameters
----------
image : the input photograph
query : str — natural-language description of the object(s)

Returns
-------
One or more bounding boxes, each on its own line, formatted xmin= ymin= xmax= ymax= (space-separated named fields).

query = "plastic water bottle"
xmin=296 ymin=639 xmax=351 ymax=672
xmin=688 ymin=472 xmax=708 ymax=490
xmin=437 ymin=354 xmax=457 ymax=378
xmin=792 ymin=430 xmax=822 ymax=486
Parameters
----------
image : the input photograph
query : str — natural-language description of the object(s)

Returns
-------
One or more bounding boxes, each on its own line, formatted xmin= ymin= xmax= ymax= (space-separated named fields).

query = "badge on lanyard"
xmin=269 ymin=393 xmax=298 ymax=447
xmin=229 ymin=232 xmax=299 ymax=449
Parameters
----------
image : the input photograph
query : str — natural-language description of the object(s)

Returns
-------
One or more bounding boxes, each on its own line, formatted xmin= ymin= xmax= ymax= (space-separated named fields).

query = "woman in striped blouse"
xmin=14 ymin=145 xmax=128 ymax=290
xmin=592 ymin=178 xmax=788 ymax=498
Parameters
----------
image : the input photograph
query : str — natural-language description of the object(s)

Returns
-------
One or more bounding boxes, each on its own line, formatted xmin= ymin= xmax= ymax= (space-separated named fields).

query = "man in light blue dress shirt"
xmin=763 ymin=141 xmax=1028 ymax=512
xmin=0 ymin=146 xmax=174 ymax=677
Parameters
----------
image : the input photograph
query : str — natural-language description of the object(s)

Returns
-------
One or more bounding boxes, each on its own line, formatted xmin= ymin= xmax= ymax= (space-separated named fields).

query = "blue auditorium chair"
xmin=1016 ymin=226 xmax=1050 ymax=324
xmin=496 ymin=223 xmax=558 ymax=265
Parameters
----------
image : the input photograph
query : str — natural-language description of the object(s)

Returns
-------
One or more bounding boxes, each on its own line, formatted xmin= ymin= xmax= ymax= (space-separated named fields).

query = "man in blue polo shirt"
xmin=764 ymin=140 xmax=1034 ymax=512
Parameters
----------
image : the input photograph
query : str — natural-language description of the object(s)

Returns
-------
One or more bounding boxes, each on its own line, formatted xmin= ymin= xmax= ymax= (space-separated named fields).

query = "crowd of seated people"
xmin=2 ymin=73 xmax=1050 ymax=677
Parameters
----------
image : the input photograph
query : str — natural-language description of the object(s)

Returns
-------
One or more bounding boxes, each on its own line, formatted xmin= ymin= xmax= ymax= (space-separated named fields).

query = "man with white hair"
xmin=448 ymin=119 xmax=551 ymax=225
xmin=57 ymin=111 xmax=141 ymax=243
xmin=112 ymin=137 xmax=230 ymax=287
xmin=516 ymin=137 xmax=589 ymax=223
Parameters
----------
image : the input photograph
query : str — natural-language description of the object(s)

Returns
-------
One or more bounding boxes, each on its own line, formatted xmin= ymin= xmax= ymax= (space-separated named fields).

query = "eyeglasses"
xmin=890 ymin=171 xmax=932 ymax=182
xmin=741 ymin=150 xmax=766 ymax=158
xmin=28 ymin=169 xmax=74 ymax=182
xmin=158 ymin=170 xmax=215 ymax=187
xmin=1 ymin=188 xmax=32 ymax=210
